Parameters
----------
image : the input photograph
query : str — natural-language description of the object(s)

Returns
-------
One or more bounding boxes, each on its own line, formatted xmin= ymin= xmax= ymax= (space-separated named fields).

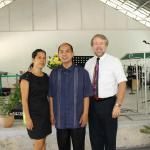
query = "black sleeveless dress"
xmin=20 ymin=72 xmax=51 ymax=139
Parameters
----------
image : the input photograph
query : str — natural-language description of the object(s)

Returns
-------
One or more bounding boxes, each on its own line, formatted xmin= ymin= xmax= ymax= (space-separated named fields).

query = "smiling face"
xmin=32 ymin=52 xmax=46 ymax=69
xmin=58 ymin=44 xmax=74 ymax=65
xmin=92 ymin=36 xmax=108 ymax=57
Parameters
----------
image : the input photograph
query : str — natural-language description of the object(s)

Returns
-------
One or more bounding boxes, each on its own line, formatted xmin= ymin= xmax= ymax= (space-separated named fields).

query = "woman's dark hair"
xmin=29 ymin=49 xmax=46 ymax=70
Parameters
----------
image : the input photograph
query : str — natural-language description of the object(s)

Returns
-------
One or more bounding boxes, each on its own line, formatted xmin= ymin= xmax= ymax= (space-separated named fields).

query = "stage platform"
xmin=0 ymin=113 xmax=150 ymax=150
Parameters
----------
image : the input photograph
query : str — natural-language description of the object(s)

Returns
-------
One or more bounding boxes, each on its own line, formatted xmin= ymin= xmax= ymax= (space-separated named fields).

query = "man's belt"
xmin=92 ymin=95 xmax=116 ymax=102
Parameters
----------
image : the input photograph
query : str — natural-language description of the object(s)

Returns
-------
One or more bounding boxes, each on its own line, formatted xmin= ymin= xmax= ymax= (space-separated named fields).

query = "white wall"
xmin=0 ymin=0 xmax=150 ymax=74
xmin=0 ymin=30 xmax=150 ymax=74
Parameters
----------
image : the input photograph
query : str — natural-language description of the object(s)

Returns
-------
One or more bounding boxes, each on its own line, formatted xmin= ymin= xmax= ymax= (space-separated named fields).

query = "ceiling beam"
xmin=146 ymin=14 xmax=150 ymax=18
xmin=122 ymin=0 xmax=129 ymax=4
xmin=135 ymin=0 xmax=150 ymax=11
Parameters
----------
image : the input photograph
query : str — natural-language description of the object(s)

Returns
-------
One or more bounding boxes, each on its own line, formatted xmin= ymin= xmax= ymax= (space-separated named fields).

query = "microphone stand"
xmin=142 ymin=40 xmax=150 ymax=114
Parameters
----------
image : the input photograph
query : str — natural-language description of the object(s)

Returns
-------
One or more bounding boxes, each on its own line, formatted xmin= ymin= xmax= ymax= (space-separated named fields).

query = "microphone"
xmin=143 ymin=40 xmax=150 ymax=44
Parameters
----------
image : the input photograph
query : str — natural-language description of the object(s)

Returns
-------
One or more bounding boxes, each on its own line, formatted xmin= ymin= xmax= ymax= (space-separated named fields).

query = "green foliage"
xmin=140 ymin=125 xmax=150 ymax=134
xmin=47 ymin=54 xmax=62 ymax=69
xmin=0 ymin=84 xmax=21 ymax=116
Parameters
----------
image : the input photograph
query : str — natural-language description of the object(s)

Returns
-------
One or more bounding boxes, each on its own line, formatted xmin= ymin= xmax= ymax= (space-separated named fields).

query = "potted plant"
xmin=0 ymin=83 xmax=21 ymax=128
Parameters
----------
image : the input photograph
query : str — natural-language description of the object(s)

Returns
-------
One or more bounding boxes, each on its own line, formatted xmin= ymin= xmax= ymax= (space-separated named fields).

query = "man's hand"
xmin=79 ymin=113 xmax=88 ymax=127
xmin=112 ymin=105 xmax=121 ymax=118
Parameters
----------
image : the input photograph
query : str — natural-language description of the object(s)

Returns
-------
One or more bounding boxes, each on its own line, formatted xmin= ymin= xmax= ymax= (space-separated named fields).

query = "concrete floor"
xmin=0 ymin=88 xmax=150 ymax=150
xmin=123 ymin=87 xmax=150 ymax=114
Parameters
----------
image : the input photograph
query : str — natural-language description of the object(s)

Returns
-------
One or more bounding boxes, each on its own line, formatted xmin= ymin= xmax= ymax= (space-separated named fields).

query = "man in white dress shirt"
xmin=85 ymin=34 xmax=127 ymax=150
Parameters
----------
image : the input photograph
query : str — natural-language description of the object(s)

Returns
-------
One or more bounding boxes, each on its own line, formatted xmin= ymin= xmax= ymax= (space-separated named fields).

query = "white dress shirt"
xmin=85 ymin=53 xmax=127 ymax=98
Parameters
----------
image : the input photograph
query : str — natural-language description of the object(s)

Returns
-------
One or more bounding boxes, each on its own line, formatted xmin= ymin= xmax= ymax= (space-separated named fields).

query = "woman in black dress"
xmin=20 ymin=49 xmax=51 ymax=150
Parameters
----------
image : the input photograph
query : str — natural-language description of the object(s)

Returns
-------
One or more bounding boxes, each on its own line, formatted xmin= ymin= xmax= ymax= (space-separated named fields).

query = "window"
xmin=0 ymin=0 xmax=14 ymax=8
xmin=99 ymin=0 xmax=150 ymax=28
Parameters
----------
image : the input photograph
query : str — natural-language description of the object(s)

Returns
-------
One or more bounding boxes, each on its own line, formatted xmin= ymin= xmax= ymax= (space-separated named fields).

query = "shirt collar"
xmin=61 ymin=64 xmax=75 ymax=71
xmin=94 ymin=53 xmax=107 ymax=61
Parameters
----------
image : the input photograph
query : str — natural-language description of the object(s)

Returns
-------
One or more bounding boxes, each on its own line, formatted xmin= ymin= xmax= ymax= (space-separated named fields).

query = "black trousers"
xmin=89 ymin=96 xmax=118 ymax=150
xmin=56 ymin=127 xmax=85 ymax=150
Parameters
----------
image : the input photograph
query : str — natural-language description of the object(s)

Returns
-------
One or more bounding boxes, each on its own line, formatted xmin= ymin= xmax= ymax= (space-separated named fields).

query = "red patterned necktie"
xmin=92 ymin=57 xmax=100 ymax=100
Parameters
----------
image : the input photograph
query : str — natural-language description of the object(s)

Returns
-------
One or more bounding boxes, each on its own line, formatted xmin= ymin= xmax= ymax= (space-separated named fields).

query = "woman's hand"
xmin=50 ymin=113 xmax=55 ymax=125
xmin=26 ymin=116 xmax=34 ymax=130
